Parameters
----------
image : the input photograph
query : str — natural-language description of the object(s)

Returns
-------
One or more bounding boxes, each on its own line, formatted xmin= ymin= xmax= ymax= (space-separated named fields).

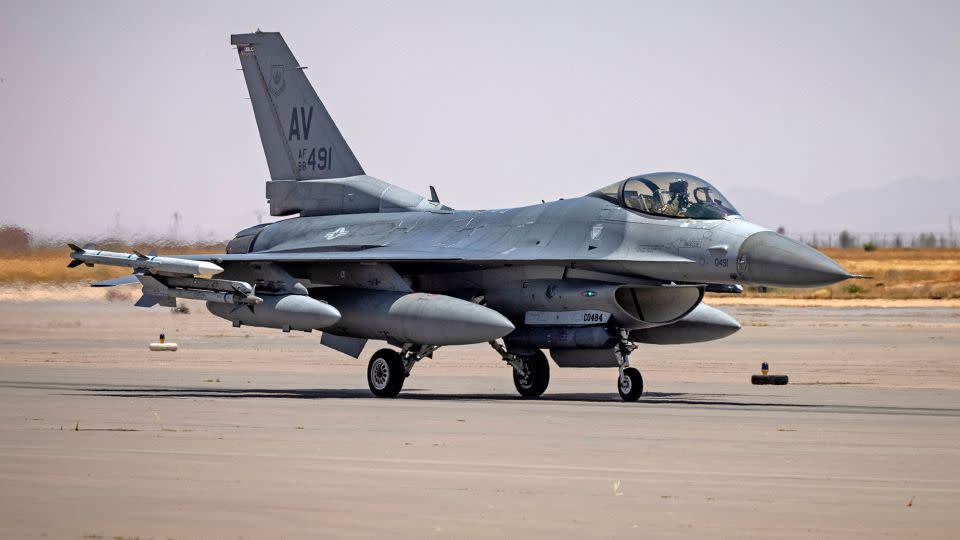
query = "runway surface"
xmin=1 ymin=301 xmax=959 ymax=538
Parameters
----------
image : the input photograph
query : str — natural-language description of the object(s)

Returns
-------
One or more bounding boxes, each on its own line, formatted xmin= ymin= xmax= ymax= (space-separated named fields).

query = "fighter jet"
xmin=69 ymin=31 xmax=859 ymax=401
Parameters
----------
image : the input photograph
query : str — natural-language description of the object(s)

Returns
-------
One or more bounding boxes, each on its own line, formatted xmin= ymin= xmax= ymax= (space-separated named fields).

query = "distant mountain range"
xmin=726 ymin=177 xmax=959 ymax=233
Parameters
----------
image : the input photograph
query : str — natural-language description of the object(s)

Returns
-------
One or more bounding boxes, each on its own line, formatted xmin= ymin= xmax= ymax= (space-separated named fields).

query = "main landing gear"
xmin=615 ymin=329 xmax=643 ymax=401
xmin=366 ymin=344 xmax=438 ymax=398
xmin=368 ymin=335 xmax=643 ymax=402
xmin=490 ymin=341 xmax=550 ymax=398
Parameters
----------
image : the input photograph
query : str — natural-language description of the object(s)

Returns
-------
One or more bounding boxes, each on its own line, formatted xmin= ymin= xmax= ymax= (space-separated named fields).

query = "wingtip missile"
xmin=66 ymin=247 xmax=223 ymax=276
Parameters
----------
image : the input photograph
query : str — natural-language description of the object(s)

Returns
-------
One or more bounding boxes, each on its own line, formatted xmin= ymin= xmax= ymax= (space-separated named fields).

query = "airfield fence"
xmin=790 ymin=231 xmax=960 ymax=249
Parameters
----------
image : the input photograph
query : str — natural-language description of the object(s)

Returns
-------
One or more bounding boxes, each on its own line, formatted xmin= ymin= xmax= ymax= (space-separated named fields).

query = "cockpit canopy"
xmin=590 ymin=172 xmax=740 ymax=220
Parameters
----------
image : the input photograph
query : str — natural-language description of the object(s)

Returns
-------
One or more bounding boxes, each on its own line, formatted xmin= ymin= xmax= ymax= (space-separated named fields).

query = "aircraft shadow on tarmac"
xmin=0 ymin=381 xmax=841 ymax=408
xmin=2 ymin=381 xmax=959 ymax=415
xmin=3 ymin=380 xmax=797 ymax=406
xmin=74 ymin=387 xmax=785 ymax=406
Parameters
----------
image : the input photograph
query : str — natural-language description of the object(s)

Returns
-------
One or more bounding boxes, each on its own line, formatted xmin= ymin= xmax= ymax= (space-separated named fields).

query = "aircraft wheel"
xmin=367 ymin=349 xmax=405 ymax=398
xmin=513 ymin=350 xmax=550 ymax=398
xmin=618 ymin=367 xmax=643 ymax=402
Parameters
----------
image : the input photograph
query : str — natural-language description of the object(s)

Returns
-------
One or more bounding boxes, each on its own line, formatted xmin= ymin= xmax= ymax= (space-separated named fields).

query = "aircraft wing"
xmin=171 ymin=248 xmax=695 ymax=265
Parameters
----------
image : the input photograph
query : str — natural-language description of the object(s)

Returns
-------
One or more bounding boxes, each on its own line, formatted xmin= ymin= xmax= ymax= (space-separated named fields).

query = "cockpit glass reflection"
xmin=592 ymin=173 xmax=740 ymax=219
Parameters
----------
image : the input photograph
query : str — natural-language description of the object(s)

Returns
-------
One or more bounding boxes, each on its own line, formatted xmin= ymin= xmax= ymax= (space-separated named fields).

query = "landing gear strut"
xmin=366 ymin=344 xmax=438 ymax=398
xmin=490 ymin=341 xmax=550 ymax=398
xmin=615 ymin=329 xmax=643 ymax=401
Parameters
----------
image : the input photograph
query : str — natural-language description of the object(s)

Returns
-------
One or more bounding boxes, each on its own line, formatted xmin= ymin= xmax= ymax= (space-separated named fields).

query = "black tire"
xmin=367 ymin=349 xmax=405 ymax=398
xmin=751 ymin=375 xmax=771 ymax=385
xmin=618 ymin=367 xmax=643 ymax=401
xmin=770 ymin=375 xmax=789 ymax=385
xmin=512 ymin=350 xmax=550 ymax=398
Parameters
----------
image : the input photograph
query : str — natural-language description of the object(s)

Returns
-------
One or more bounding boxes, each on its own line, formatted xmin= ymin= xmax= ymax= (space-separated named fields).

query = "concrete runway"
xmin=1 ymin=301 xmax=959 ymax=538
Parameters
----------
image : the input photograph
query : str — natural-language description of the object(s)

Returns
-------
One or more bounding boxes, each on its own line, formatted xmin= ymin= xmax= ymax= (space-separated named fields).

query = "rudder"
xmin=231 ymin=31 xmax=364 ymax=180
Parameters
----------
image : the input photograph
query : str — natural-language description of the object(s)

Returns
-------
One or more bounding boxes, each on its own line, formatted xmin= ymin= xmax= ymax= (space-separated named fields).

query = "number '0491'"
xmin=297 ymin=147 xmax=333 ymax=172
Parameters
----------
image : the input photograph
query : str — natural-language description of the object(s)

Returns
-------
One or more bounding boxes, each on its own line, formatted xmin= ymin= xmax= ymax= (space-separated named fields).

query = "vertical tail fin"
xmin=231 ymin=31 xmax=364 ymax=180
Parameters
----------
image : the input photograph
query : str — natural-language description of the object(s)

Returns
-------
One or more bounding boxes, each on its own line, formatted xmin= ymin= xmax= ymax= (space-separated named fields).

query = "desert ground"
xmin=1 ymin=300 xmax=959 ymax=539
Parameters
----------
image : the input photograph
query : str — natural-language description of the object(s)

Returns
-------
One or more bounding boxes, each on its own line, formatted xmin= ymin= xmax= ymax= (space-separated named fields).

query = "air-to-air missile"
xmin=136 ymin=275 xmax=264 ymax=307
xmin=68 ymin=244 xmax=263 ymax=307
xmin=67 ymin=244 xmax=222 ymax=276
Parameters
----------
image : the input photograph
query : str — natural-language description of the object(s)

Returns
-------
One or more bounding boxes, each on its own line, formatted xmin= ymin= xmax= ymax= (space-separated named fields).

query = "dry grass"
xmin=2 ymin=245 xmax=958 ymax=301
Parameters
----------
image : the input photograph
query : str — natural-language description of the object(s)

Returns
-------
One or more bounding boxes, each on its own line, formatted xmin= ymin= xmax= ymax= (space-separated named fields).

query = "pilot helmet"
xmin=669 ymin=178 xmax=689 ymax=195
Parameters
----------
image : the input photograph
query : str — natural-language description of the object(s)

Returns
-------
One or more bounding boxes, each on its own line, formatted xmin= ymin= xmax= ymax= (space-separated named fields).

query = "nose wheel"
xmin=618 ymin=367 xmax=643 ymax=401
xmin=615 ymin=329 xmax=643 ymax=402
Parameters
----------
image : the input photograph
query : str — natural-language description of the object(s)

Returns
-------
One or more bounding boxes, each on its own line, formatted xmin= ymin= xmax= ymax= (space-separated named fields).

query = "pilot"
xmin=663 ymin=178 xmax=690 ymax=217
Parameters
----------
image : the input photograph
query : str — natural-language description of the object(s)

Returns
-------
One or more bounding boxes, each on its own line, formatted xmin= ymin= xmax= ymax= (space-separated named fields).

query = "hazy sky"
xmin=1 ymin=0 xmax=957 ymax=240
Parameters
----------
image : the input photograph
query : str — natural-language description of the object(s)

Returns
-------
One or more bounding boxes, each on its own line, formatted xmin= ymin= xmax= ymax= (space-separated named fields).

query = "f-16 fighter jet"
xmin=70 ymin=31 xmax=859 ymax=401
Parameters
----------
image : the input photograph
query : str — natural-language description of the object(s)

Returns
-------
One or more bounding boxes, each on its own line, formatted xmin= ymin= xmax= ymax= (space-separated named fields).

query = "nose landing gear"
xmin=615 ymin=329 xmax=643 ymax=401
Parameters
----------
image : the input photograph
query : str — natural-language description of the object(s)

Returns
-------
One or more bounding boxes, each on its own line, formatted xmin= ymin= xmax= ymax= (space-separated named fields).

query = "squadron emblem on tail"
xmin=269 ymin=64 xmax=286 ymax=96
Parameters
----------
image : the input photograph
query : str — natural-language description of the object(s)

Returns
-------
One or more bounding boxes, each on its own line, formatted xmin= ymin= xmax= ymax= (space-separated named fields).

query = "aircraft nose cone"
xmin=737 ymin=231 xmax=853 ymax=287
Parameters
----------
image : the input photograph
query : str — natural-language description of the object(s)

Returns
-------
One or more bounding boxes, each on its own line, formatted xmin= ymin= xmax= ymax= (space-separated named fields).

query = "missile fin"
xmin=134 ymin=294 xmax=161 ymax=308
xmin=67 ymin=259 xmax=83 ymax=268
xmin=91 ymin=275 xmax=140 ymax=287
xmin=136 ymin=274 xmax=168 ymax=293
xmin=229 ymin=302 xmax=256 ymax=316
xmin=67 ymin=243 xmax=84 ymax=253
